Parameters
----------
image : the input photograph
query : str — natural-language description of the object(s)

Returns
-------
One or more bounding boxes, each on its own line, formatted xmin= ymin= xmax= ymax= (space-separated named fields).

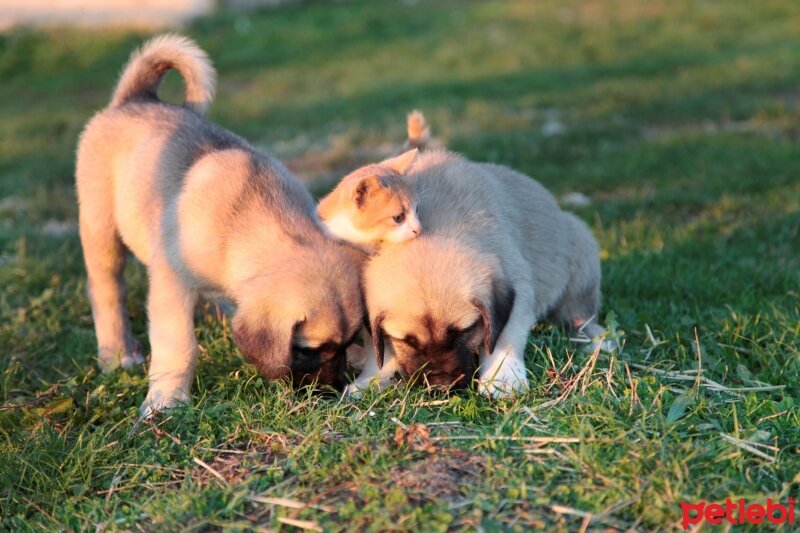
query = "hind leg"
xmin=140 ymin=258 xmax=199 ymax=417
xmin=551 ymin=214 xmax=615 ymax=352
xmin=79 ymin=213 xmax=142 ymax=371
xmin=549 ymin=282 xmax=615 ymax=353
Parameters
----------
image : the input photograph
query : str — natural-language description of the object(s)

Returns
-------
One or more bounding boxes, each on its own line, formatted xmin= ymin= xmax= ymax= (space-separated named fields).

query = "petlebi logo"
xmin=681 ymin=498 xmax=796 ymax=530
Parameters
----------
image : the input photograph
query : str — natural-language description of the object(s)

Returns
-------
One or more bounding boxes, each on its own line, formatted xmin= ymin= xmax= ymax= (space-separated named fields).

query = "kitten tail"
xmin=405 ymin=110 xmax=431 ymax=151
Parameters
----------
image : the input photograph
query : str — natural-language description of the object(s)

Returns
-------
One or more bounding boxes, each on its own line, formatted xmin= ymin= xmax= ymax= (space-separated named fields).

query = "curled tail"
xmin=405 ymin=110 xmax=431 ymax=150
xmin=110 ymin=34 xmax=216 ymax=115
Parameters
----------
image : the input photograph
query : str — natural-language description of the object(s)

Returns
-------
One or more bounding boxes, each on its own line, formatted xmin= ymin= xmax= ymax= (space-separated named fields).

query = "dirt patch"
xmin=318 ymin=451 xmax=482 ymax=510
xmin=190 ymin=434 xmax=294 ymax=486
xmin=390 ymin=451 xmax=482 ymax=502
xmin=390 ymin=424 xmax=482 ymax=501
xmin=314 ymin=424 xmax=483 ymax=509
xmin=190 ymin=424 xmax=482 ymax=519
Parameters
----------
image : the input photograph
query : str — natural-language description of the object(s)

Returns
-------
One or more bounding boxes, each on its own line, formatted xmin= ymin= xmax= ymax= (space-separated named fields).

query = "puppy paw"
xmin=585 ymin=337 xmax=617 ymax=354
xmin=478 ymin=375 xmax=529 ymax=398
xmin=478 ymin=358 xmax=528 ymax=398
xmin=573 ymin=328 xmax=619 ymax=353
xmin=98 ymin=341 xmax=144 ymax=372
xmin=343 ymin=374 xmax=397 ymax=400
xmin=342 ymin=382 xmax=366 ymax=400
xmin=574 ymin=325 xmax=617 ymax=354
xmin=345 ymin=343 xmax=368 ymax=371
xmin=139 ymin=388 xmax=190 ymax=419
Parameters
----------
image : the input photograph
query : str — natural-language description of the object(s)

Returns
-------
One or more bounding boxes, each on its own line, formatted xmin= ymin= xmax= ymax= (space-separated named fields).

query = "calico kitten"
xmin=317 ymin=149 xmax=422 ymax=253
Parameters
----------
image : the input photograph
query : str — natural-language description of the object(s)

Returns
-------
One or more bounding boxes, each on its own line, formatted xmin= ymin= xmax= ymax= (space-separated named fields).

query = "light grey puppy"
xmin=359 ymin=141 xmax=610 ymax=397
xmin=76 ymin=35 xmax=365 ymax=416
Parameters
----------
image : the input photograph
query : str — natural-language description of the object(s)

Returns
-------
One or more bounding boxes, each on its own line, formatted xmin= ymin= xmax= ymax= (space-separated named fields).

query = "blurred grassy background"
xmin=1 ymin=0 xmax=798 ymax=530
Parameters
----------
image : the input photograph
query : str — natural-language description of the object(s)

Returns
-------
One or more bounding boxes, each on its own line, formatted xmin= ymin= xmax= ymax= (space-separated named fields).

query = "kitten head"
xmin=318 ymin=149 xmax=422 ymax=248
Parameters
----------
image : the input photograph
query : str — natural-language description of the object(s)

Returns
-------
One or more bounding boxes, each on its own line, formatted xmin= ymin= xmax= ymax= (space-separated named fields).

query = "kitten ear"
xmin=381 ymin=149 xmax=418 ymax=175
xmin=352 ymin=175 xmax=380 ymax=208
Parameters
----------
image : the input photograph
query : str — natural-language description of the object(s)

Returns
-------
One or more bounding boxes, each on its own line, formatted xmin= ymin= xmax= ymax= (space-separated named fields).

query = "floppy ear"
xmin=380 ymin=149 xmax=418 ymax=174
xmin=232 ymin=313 xmax=301 ymax=380
xmin=473 ymin=279 xmax=516 ymax=354
xmin=370 ymin=313 xmax=386 ymax=369
xmin=352 ymin=175 xmax=380 ymax=208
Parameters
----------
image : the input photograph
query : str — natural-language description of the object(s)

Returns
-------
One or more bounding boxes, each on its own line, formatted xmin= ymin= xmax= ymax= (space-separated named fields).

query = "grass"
xmin=1 ymin=0 xmax=799 ymax=530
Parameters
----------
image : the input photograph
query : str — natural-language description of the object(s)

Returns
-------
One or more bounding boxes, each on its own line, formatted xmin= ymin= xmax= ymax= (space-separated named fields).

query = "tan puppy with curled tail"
xmin=76 ymin=35 xmax=366 ymax=416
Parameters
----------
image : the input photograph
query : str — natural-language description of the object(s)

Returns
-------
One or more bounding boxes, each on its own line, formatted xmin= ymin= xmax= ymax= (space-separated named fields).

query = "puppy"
xmin=76 ymin=35 xmax=365 ymax=416
xmin=362 ymin=135 xmax=609 ymax=397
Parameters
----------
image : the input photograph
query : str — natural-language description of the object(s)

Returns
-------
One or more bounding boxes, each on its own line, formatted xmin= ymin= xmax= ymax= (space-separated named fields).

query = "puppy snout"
xmin=291 ymin=349 xmax=321 ymax=374
xmin=427 ymin=371 xmax=467 ymax=388
xmin=290 ymin=346 xmax=346 ymax=391
xmin=399 ymin=344 xmax=476 ymax=390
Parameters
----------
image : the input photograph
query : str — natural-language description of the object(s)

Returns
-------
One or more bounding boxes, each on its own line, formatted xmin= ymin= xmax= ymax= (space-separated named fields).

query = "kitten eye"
xmin=393 ymin=212 xmax=406 ymax=224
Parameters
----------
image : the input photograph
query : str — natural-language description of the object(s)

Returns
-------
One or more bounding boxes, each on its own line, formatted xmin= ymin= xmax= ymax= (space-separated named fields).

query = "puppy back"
xmin=110 ymin=34 xmax=216 ymax=115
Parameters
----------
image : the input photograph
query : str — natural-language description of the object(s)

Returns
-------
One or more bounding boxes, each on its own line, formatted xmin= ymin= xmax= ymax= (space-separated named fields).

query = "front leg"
xmin=478 ymin=295 xmax=535 ymax=398
xmin=140 ymin=261 xmax=199 ymax=417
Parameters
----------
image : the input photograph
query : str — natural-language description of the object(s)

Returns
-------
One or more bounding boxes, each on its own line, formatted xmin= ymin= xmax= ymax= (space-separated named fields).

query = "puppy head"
xmin=233 ymin=243 xmax=366 ymax=390
xmin=365 ymin=238 xmax=515 ymax=389
xmin=318 ymin=150 xmax=422 ymax=246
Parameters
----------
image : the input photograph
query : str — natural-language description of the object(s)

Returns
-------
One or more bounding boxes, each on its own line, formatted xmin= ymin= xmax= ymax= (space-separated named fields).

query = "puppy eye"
xmin=444 ymin=327 xmax=460 ymax=346
xmin=402 ymin=334 xmax=420 ymax=349
xmin=292 ymin=345 xmax=317 ymax=357
xmin=393 ymin=212 xmax=406 ymax=224
xmin=463 ymin=320 xmax=481 ymax=334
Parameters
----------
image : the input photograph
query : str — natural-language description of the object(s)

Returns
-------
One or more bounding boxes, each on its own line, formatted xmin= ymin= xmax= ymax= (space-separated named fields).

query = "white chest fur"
xmin=322 ymin=213 xmax=373 ymax=245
